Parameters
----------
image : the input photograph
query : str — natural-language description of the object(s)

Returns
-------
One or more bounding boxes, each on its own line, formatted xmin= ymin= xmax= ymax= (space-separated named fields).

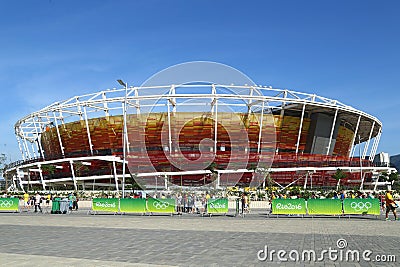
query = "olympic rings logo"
xmin=0 ymin=199 xmax=14 ymax=208
xmin=350 ymin=201 xmax=372 ymax=211
xmin=153 ymin=201 xmax=169 ymax=210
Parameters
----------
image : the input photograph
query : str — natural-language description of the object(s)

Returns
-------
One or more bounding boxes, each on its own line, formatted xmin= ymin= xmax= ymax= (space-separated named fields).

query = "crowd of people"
xmin=18 ymin=192 xmax=79 ymax=213
xmin=1 ymin=188 xmax=398 ymax=219
xmin=149 ymin=191 xmax=215 ymax=215
xmin=20 ymin=192 xmax=51 ymax=212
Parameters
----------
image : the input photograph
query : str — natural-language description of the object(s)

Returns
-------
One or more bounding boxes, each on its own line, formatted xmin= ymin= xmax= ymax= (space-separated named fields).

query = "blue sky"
xmin=0 ymin=0 xmax=399 ymax=162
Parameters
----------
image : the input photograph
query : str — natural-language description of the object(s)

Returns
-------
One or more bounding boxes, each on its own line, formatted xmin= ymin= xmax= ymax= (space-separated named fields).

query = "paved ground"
xmin=0 ymin=209 xmax=399 ymax=266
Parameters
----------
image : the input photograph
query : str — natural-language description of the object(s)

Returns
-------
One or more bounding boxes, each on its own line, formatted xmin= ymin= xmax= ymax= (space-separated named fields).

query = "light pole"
xmin=117 ymin=79 xmax=128 ymax=198
xmin=359 ymin=135 xmax=363 ymax=190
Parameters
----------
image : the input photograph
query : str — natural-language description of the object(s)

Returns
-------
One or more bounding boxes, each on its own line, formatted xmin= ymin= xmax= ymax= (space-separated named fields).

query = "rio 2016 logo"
xmin=350 ymin=202 xmax=372 ymax=212
xmin=95 ymin=202 xmax=116 ymax=208
xmin=209 ymin=202 xmax=226 ymax=209
xmin=276 ymin=203 xmax=303 ymax=210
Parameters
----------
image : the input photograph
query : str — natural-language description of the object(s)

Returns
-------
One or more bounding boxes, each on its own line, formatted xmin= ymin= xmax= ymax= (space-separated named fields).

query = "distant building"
xmin=390 ymin=154 xmax=400 ymax=172
xmin=373 ymin=152 xmax=390 ymax=167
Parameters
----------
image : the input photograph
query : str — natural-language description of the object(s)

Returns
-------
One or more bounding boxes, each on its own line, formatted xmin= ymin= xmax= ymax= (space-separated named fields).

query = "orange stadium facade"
xmin=3 ymin=84 xmax=395 ymax=192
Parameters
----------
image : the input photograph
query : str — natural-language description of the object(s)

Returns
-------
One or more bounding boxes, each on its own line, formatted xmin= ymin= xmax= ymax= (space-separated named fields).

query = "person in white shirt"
xmin=34 ymin=192 xmax=42 ymax=213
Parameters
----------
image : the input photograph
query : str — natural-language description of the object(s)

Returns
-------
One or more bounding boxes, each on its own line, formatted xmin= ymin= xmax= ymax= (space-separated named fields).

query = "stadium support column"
xmin=37 ymin=164 xmax=46 ymax=191
xmin=16 ymin=167 xmax=25 ymax=192
xmin=102 ymin=92 xmax=110 ymax=117
xmin=164 ymin=175 xmax=168 ymax=190
xmin=83 ymin=106 xmax=94 ymax=155
xmin=167 ymin=85 xmax=175 ymax=154
xmin=30 ymin=143 xmax=37 ymax=159
xmin=69 ymin=160 xmax=78 ymax=191
xmin=171 ymin=85 xmax=176 ymax=113
xmin=247 ymin=86 xmax=254 ymax=116
xmin=12 ymin=174 xmax=17 ymax=192
xmin=257 ymin=101 xmax=265 ymax=153
xmin=167 ymin=100 xmax=172 ymax=153
xmin=212 ymin=84 xmax=218 ymax=154
xmin=303 ymin=171 xmax=309 ymax=190
xmin=23 ymin=138 xmax=32 ymax=159
xmin=33 ymin=120 xmax=45 ymax=159
xmin=117 ymin=79 xmax=128 ymax=198
xmin=360 ymin=172 xmax=366 ymax=191
xmin=112 ymin=161 xmax=119 ymax=193
xmin=276 ymin=90 xmax=288 ymax=154
xmin=76 ymin=98 xmax=84 ymax=120
xmin=280 ymin=90 xmax=287 ymax=118
xmin=134 ymin=86 xmax=140 ymax=114
xmin=362 ymin=121 xmax=375 ymax=160
xmin=295 ymin=104 xmax=306 ymax=155
xmin=214 ymin=99 xmax=218 ymax=154
xmin=326 ymin=109 xmax=338 ymax=155
xmin=369 ymin=128 xmax=381 ymax=162
xmin=53 ymin=112 xmax=65 ymax=157
xmin=350 ymin=115 xmax=361 ymax=159
xmin=16 ymin=136 xmax=26 ymax=161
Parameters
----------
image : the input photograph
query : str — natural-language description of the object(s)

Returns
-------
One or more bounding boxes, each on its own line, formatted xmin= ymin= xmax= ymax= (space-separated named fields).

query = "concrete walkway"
xmin=0 ymin=210 xmax=399 ymax=266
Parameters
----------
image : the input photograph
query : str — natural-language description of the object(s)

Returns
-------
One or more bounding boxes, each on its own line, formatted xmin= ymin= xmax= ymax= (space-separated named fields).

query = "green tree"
xmin=41 ymin=165 xmax=56 ymax=175
xmin=126 ymin=173 xmax=143 ymax=191
xmin=0 ymin=153 xmax=6 ymax=177
xmin=0 ymin=154 xmax=7 ymax=191
xmin=207 ymin=162 xmax=218 ymax=173
xmin=379 ymin=171 xmax=398 ymax=190
xmin=376 ymin=171 xmax=388 ymax=191
xmin=73 ymin=162 xmax=89 ymax=177
xmin=332 ymin=168 xmax=347 ymax=191
xmin=265 ymin=172 xmax=273 ymax=191
xmin=388 ymin=171 xmax=399 ymax=188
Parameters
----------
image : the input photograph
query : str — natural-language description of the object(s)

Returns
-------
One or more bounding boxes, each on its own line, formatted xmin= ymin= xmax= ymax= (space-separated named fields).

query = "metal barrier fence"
xmin=271 ymin=198 xmax=381 ymax=216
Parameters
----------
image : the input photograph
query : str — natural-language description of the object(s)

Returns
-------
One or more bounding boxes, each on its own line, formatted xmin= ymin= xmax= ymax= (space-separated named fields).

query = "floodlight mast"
xmin=117 ymin=79 xmax=128 ymax=198
xmin=359 ymin=135 xmax=363 ymax=190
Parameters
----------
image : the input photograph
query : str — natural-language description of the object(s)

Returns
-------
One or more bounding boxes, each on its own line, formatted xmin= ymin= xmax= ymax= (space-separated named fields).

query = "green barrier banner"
xmin=307 ymin=199 xmax=343 ymax=215
xmin=343 ymin=198 xmax=380 ymax=215
xmin=92 ymin=198 xmax=119 ymax=212
xmin=147 ymin=198 xmax=175 ymax=213
xmin=207 ymin=198 xmax=228 ymax=214
xmin=272 ymin=198 xmax=306 ymax=214
xmin=0 ymin=198 xmax=19 ymax=212
xmin=120 ymin=198 xmax=146 ymax=213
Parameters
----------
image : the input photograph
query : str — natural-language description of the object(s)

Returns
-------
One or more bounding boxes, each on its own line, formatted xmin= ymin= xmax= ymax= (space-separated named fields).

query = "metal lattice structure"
xmin=3 ymin=84 xmax=394 ymax=192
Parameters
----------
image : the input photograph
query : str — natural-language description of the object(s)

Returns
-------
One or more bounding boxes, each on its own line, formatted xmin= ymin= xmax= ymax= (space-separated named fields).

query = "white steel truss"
xmin=9 ymin=83 xmax=383 ymax=183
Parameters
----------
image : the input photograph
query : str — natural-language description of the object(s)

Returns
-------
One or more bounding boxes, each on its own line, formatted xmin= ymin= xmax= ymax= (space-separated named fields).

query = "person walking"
xmin=23 ymin=192 xmax=30 ymax=212
xmin=72 ymin=193 xmax=78 ymax=211
xmin=34 ymin=192 xmax=42 ymax=213
xmin=68 ymin=193 xmax=74 ymax=212
xmin=244 ymin=193 xmax=249 ymax=214
xmin=385 ymin=190 xmax=398 ymax=221
xmin=241 ymin=193 xmax=249 ymax=215
xmin=176 ymin=194 xmax=182 ymax=215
